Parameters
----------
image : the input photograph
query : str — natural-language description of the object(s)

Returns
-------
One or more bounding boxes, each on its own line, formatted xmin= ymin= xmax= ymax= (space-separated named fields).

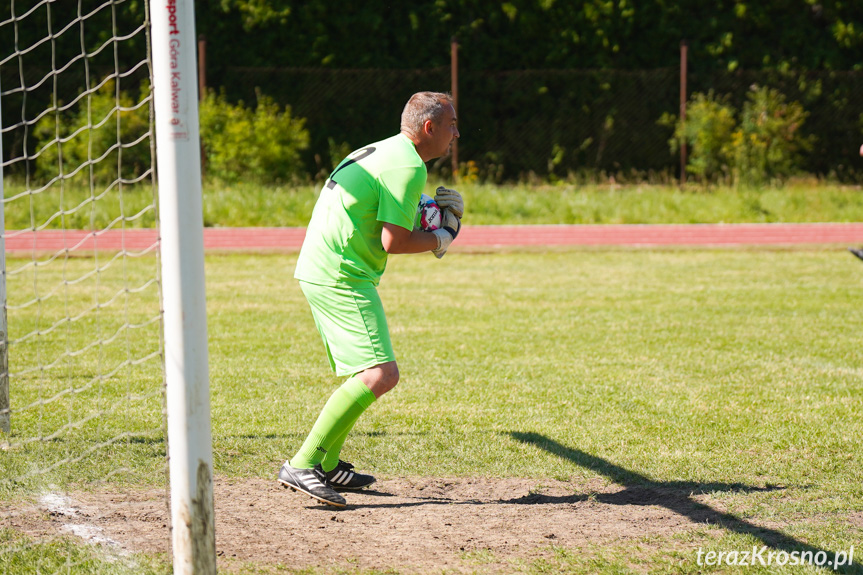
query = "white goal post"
xmin=1 ymin=0 xmax=215 ymax=571
xmin=0 ymin=70 xmax=7 ymax=436
xmin=150 ymin=0 xmax=217 ymax=573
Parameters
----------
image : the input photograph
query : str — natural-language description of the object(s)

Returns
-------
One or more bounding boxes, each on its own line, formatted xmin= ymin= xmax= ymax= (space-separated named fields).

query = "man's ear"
xmin=422 ymin=119 xmax=434 ymax=136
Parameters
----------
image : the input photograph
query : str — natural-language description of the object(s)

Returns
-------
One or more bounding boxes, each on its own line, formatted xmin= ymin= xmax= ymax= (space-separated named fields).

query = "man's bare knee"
xmin=380 ymin=362 xmax=399 ymax=387
xmin=357 ymin=362 xmax=399 ymax=398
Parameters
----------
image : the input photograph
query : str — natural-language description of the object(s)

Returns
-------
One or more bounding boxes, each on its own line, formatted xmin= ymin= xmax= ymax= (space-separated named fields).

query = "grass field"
xmin=2 ymin=248 xmax=862 ymax=573
xmin=3 ymin=179 xmax=863 ymax=230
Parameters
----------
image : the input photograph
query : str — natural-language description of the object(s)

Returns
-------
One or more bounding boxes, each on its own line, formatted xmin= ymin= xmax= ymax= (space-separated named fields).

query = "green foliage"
xmin=666 ymin=86 xmax=812 ymax=186
xmin=7 ymin=2 xmax=863 ymax=183
xmin=218 ymin=0 xmax=290 ymax=30
xmin=198 ymin=90 xmax=310 ymax=184
xmin=32 ymin=80 xmax=151 ymax=188
xmin=189 ymin=3 xmax=863 ymax=181
xmin=200 ymin=1 xmax=863 ymax=71
xmin=731 ymin=85 xmax=813 ymax=186
xmin=663 ymin=91 xmax=736 ymax=183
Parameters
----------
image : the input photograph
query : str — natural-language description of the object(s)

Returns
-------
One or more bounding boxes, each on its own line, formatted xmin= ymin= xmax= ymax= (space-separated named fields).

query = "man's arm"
xmin=381 ymin=223 xmax=439 ymax=254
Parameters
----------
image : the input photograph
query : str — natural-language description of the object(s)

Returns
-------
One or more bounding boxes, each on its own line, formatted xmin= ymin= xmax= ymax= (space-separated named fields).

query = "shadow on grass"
xmin=509 ymin=431 xmax=859 ymax=574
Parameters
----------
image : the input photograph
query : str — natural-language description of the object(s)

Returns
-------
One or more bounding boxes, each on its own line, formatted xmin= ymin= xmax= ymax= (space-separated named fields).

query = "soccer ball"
xmin=415 ymin=194 xmax=442 ymax=231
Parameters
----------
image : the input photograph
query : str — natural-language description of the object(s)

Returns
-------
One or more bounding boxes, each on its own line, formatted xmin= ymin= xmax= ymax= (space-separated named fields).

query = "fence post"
xmin=450 ymin=36 xmax=459 ymax=180
xmin=679 ymin=40 xmax=688 ymax=186
xmin=198 ymin=35 xmax=207 ymax=176
xmin=198 ymin=35 xmax=206 ymax=100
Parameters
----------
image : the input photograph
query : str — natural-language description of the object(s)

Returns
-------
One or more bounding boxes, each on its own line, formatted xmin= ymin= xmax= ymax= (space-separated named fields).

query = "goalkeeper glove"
xmin=431 ymin=208 xmax=461 ymax=259
xmin=434 ymin=186 xmax=464 ymax=219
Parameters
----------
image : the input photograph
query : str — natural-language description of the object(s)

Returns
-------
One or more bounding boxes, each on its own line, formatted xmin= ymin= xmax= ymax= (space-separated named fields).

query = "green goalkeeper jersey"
xmin=295 ymin=133 xmax=427 ymax=287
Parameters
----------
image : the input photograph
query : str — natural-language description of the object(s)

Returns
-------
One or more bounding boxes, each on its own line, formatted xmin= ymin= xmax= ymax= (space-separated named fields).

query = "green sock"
xmin=289 ymin=377 xmax=376 ymax=469
xmin=320 ymin=423 xmax=355 ymax=473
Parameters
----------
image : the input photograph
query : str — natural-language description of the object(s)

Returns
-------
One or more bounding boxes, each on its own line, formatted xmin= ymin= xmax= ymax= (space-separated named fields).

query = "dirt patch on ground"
xmin=1 ymin=475 xmax=730 ymax=573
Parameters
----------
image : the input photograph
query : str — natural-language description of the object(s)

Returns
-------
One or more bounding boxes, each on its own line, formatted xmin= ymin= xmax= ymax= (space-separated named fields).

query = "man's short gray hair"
xmin=400 ymin=92 xmax=454 ymax=136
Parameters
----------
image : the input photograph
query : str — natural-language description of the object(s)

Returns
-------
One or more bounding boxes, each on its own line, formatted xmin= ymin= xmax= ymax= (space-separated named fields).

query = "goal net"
xmin=1 ymin=0 xmax=167 ymax=569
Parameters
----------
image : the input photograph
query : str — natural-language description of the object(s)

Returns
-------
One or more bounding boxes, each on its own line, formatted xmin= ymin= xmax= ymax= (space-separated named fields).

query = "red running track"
xmin=3 ymin=223 xmax=863 ymax=253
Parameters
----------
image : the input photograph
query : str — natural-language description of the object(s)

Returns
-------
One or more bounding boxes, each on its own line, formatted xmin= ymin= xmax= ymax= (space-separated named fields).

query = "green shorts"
xmin=299 ymin=280 xmax=396 ymax=377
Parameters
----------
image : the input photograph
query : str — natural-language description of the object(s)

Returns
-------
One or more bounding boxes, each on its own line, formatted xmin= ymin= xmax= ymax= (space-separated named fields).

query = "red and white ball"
xmin=416 ymin=194 xmax=442 ymax=231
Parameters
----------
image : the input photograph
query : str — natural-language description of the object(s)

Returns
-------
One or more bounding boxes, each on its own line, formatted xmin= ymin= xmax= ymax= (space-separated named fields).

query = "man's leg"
xmin=289 ymin=375 xmax=377 ymax=469
xmin=282 ymin=283 xmax=396 ymax=504
xmin=278 ymin=376 xmax=375 ymax=506
xmin=281 ymin=363 xmax=399 ymax=501
xmin=318 ymin=362 xmax=399 ymax=473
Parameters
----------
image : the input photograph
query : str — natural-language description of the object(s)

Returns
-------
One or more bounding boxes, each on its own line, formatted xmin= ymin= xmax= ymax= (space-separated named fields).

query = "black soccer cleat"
xmin=278 ymin=464 xmax=346 ymax=507
xmin=315 ymin=460 xmax=376 ymax=491
xmin=849 ymin=247 xmax=863 ymax=262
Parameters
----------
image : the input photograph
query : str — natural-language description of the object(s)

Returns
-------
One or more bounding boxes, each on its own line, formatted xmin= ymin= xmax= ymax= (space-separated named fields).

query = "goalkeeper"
xmin=278 ymin=92 xmax=463 ymax=507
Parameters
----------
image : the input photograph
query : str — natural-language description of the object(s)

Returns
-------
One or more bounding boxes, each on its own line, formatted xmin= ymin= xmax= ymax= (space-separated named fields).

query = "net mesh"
xmin=1 ymin=0 xmax=166 ymax=569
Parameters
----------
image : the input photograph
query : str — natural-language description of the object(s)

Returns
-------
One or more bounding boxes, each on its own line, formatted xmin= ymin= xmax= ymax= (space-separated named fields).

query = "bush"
xmin=199 ymin=90 xmax=309 ymax=183
xmin=33 ymin=80 xmax=151 ymax=188
xmin=664 ymin=86 xmax=812 ymax=186
xmin=664 ymin=90 xmax=737 ymax=184
xmin=731 ymin=85 xmax=813 ymax=186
